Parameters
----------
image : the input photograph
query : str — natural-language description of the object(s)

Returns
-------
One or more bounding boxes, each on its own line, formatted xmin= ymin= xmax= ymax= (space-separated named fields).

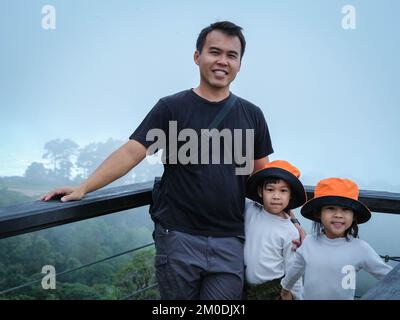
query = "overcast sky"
xmin=1 ymin=0 xmax=399 ymax=192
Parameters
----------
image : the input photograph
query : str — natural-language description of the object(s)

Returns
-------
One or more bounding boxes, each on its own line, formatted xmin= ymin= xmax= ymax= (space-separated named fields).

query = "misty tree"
xmin=76 ymin=138 xmax=124 ymax=179
xmin=75 ymin=143 xmax=99 ymax=178
xmin=42 ymin=139 xmax=79 ymax=179
xmin=24 ymin=162 xmax=48 ymax=182
xmin=57 ymin=160 xmax=74 ymax=182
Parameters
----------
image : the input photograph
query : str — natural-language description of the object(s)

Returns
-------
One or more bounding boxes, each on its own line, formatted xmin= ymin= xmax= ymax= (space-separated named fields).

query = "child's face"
xmin=320 ymin=205 xmax=354 ymax=239
xmin=259 ymin=179 xmax=291 ymax=216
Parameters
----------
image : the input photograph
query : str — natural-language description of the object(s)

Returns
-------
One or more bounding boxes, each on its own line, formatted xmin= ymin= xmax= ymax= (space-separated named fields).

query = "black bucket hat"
xmin=246 ymin=160 xmax=307 ymax=210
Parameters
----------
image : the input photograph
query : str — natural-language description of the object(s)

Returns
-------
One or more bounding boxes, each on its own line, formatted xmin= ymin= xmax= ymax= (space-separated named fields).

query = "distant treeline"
xmin=0 ymin=138 xmax=163 ymax=199
xmin=14 ymin=138 xmax=156 ymax=185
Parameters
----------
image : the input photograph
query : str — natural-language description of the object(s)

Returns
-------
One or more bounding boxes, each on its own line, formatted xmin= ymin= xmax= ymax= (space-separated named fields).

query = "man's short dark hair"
xmin=196 ymin=21 xmax=246 ymax=60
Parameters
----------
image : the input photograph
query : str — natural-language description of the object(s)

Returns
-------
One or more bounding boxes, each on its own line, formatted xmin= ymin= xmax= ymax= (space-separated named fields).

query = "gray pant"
xmin=154 ymin=223 xmax=244 ymax=300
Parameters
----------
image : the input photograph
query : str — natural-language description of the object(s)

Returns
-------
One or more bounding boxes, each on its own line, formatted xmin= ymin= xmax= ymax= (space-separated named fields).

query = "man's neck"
xmin=193 ymin=85 xmax=230 ymax=102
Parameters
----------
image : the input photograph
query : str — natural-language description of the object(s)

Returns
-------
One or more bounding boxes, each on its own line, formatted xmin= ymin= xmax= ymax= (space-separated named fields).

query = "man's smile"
xmin=212 ymin=69 xmax=228 ymax=76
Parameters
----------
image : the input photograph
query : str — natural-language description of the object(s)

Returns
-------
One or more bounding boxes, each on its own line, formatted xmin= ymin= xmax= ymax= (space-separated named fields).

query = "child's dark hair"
xmin=196 ymin=21 xmax=246 ymax=59
xmin=312 ymin=208 xmax=359 ymax=240
xmin=258 ymin=177 xmax=291 ymax=190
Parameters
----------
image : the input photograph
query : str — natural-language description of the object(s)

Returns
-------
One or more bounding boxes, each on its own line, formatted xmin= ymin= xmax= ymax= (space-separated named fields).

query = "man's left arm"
xmin=252 ymin=106 xmax=274 ymax=173
xmin=253 ymin=156 xmax=269 ymax=173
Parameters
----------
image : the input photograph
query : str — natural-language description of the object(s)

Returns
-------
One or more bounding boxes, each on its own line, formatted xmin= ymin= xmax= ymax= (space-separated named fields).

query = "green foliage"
xmin=0 ymin=207 xmax=158 ymax=300
xmin=114 ymin=249 xmax=159 ymax=300
xmin=56 ymin=283 xmax=103 ymax=300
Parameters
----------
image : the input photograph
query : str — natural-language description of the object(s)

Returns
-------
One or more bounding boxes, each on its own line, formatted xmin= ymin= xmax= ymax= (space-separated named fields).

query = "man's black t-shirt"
xmin=130 ymin=89 xmax=273 ymax=237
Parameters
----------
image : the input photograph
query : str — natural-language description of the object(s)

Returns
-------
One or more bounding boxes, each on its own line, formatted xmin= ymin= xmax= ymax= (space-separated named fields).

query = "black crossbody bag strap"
xmin=207 ymin=94 xmax=237 ymax=130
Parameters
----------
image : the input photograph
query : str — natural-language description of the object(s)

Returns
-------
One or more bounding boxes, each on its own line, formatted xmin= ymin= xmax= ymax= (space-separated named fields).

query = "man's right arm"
xmin=41 ymin=139 xmax=147 ymax=202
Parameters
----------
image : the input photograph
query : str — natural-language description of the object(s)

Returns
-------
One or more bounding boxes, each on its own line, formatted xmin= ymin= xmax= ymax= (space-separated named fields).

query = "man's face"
xmin=194 ymin=30 xmax=242 ymax=90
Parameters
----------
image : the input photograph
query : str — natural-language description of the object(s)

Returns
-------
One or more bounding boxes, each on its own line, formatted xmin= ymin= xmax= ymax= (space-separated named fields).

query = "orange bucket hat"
xmin=301 ymin=178 xmax=371 ymax=224
xmin=246 ymin=160 xmax=307 ymax=210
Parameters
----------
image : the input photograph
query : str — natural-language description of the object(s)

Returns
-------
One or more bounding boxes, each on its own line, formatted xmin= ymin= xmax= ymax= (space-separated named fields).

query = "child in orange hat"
xmin=281 ymin=178 xmax=392 ymax=300
xmin=244 ymin=160 xmax=307 ymax=300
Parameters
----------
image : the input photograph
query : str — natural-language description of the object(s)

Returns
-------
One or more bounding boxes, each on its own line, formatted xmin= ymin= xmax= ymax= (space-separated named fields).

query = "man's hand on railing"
xmin=40 ymin=140 xmax=147 ymax=204
xmin=40 ymin=186 xmax=85 ymax=202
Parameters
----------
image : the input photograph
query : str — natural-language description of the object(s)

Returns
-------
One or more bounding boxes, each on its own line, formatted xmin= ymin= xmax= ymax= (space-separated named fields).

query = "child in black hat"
xmin=244 ymin=160 xmax=307 ymax=300
xmin=281 ymin=178 xmax=392 ymax=300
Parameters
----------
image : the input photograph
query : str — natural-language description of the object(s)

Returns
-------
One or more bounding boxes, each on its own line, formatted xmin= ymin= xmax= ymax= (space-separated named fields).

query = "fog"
xmin=1 ymin=0 xmax=399 ymax=297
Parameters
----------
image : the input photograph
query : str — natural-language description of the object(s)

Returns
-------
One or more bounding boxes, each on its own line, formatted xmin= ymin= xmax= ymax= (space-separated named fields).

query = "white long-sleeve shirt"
xmin=281 ymin=234 xmax=392 ymax=300
xmin=244 ymin=199 xmax=303 ymax=299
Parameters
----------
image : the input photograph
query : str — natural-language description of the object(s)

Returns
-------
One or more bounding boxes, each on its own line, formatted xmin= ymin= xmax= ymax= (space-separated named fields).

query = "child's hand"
xmin=291 ymin=223 xmax=306 ymax=251
xmin=288 ymin=210 xmax=306 ymax=249
xmin=280 ymin=288 xmax=293 ymax=300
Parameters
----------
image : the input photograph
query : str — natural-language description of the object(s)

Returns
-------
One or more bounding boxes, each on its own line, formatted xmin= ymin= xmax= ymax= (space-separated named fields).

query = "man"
xmin=42 ymin=21 xmax=301 ymax=299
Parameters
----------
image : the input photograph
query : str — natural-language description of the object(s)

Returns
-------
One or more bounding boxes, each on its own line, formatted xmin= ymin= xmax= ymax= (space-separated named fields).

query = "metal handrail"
xmin=1 ymin=182 xmax=400 ymax=240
